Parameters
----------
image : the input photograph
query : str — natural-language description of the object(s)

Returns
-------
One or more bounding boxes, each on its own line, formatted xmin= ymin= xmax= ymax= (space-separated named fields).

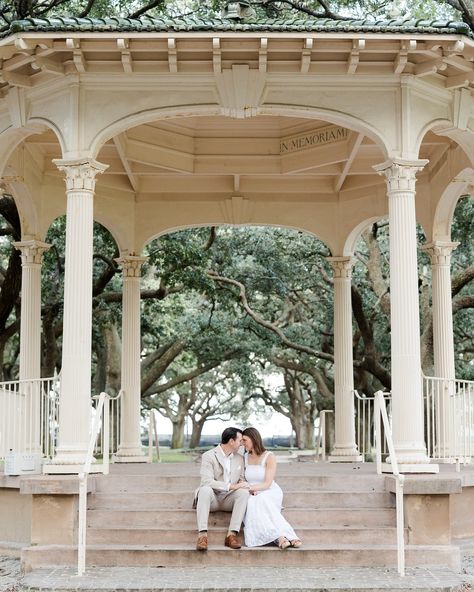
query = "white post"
xmin=12 ymin=239 xmax=51 ymax=452
xmin=422 ymin=241 xmax=459 ymax=458
xmin=327 ymin=257 xmax=362 ymax=462
xmin=115 ymin=255 xmax=147 ymax=462
xmin=46 ymin=159 xmax=108 ymax=472
xmin=374 ymin=159 xmax=437 ymax=473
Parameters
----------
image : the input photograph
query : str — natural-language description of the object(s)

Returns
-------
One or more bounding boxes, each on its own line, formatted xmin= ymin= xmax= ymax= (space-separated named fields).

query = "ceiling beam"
xmin=113 ymin=134 xmax=140 ymax=193
xmin=334 ymin=133 xmax=364 ymax=192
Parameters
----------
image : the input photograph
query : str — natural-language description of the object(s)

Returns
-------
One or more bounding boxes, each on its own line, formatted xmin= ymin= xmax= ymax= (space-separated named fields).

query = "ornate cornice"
xmin=422 ymin=241 xmax=459 ymax=266
xmin=327 ymin=256 xmax=354 ymax=279
xmin=13 ymin=239 xmax=51 ymax=265
xmin=53 ymin=159 xmax=108 ymax=192
xmin=373 ymin=159 xmax=428 ymax=193
xmin=115 ymin=255 xmax=148 ymax=278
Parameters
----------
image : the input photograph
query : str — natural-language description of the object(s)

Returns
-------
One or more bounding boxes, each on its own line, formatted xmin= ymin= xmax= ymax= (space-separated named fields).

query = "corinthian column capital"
xmin=53 ymin=158 xmax=108 ymax=192
xmin=373 ymin=158 xmax=428 ymax=193
xmin=13 ymin=239 xmax=51 ymax=266
xmin=116 ymin=255 xmax=148 ymax=279
xmin=327 ymin=256 xmax=354 ymax=279
xmin=422 ymin=241 xmax=459 ymax=266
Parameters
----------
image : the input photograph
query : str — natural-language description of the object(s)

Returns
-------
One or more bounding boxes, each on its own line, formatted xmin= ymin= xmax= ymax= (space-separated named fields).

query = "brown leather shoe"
xmin=224 ymin=533 xmax=241 ymax=549
xmin=196 ymin=534 xmax=208 ymax=551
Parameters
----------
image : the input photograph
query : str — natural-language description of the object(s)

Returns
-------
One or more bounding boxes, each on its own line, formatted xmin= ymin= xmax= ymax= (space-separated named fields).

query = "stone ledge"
xmin=384 ymin=474 xmax=462 ymax=495
xmin=21 ymin=475 xmax=97 ymax=495
xmin=0 ymin=474 xmax=97 ymax=495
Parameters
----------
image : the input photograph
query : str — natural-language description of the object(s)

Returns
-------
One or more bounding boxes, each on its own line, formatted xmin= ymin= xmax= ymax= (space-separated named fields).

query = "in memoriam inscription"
xmin=280 ymin=125 xmax=349 ymax=154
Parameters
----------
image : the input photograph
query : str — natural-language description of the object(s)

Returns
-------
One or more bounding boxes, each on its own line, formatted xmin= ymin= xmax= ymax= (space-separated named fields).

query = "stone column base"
xmin=113 ymin=455 xmax=149 ymax=464
xmin=42 ymin=463 xmax=105 ymax=475
xmin=381 ymin=462 xmax=439 ymax=474
xmin=114 ymin=446 xmax=148 ymax=463
xmin=328 ymin=454 xmax=364 ymax=463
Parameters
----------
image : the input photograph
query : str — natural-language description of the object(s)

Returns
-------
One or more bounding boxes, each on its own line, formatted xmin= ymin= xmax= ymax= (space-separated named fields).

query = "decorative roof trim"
xmin=3 ymin=15 xmax=472 ymax=39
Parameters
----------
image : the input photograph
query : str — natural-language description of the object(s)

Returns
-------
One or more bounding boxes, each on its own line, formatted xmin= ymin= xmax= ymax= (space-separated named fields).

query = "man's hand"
xmin=229 ymin=482 xmax=250 ymax=491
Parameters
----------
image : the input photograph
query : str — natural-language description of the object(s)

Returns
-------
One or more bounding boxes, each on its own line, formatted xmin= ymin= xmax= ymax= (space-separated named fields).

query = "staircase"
xmin=22 ymin=461 xmax=459 ymax=570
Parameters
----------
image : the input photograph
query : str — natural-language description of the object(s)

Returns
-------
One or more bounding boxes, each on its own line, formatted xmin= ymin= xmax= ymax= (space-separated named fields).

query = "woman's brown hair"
xmin=242 ymin=427 xmax=266 ymax=456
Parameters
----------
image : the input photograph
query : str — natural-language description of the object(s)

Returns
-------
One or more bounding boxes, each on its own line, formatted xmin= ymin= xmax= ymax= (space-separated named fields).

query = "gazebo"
xmin=0 ymin=4 xmax=473 ymax=473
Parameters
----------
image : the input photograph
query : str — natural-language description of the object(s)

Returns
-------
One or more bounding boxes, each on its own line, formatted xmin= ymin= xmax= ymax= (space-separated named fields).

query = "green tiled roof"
xmin=5 ymin=15 xmax=472 ymax=37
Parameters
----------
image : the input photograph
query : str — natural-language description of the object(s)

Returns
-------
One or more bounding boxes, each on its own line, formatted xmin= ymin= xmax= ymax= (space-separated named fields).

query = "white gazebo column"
xmin=115 ymin=255 xmax=148 ymax=462
xmin=327 ymin=257 xmax=362 ymax=462
xmin=422 ymin=241 xmax=459 ymax=458
xmin=374 ymin=159 xmax=437 ymax=472
xmin=12 ymin=239 xmax=51 ymax=452
xmin=46 ymin=159 xmax=107 ymax=472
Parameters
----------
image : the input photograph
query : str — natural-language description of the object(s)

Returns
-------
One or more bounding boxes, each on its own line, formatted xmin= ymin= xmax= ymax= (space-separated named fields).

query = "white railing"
xmin=374 ymin=390 xmax=405 ymax=577
xmin=423 ymin=374 xmax=474 ymax=463
xmin=78 ymin=391 xmax=110 ymax=576
xmin=354 ymin=390 xmax=390 ymax=461
xmin=0 ymin=374 xmax=60 ymax=460
xmin=93 ymin=389 xmax=123 ymax=463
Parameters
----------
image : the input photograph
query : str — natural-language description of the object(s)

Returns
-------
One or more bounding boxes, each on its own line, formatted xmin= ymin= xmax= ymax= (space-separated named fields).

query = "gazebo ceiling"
xmin=25 ymin=115 xmax=454 ymax=199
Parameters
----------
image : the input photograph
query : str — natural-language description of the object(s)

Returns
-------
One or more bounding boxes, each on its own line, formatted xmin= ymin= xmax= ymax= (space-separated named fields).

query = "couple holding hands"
xmin=193 ymin=426 xmax=302 ymax=551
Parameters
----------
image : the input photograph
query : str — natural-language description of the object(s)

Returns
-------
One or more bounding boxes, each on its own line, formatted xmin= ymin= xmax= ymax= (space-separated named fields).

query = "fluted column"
xmin=374 ymin=159 xmax=437 ymax=472
xmin=47 ymin=159 xmax=107 ymax=471
xmin=327 ymin=257 xmax=362 ymax=462
xmin=12 ymin=239 xmax=51 ymax=452
xmin=422 ymin=242 xmax=458 ymax=380
xmin=115 ymin=255 xmax=148 ymax=463
xmin=422 ymin=241 xmax=459 ymax=457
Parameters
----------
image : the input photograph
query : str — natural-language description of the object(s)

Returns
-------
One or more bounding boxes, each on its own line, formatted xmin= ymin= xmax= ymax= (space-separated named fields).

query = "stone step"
xmin=21 ymin=544 xmax=460 ymax=571
xmin=95 ymin=474 xmax=386 ymax=493
xmin=88 ymin=491 xmax=395 ymax=510
xmin=87 ymin=508 xmax=396 ymax=529
xmin=87 ymin=526 xmax=404 ymax=546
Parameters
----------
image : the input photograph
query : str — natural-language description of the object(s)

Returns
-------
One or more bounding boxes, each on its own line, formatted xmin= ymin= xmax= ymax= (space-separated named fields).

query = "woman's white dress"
xmin=243 ymin=451 xmax=299 ymax=547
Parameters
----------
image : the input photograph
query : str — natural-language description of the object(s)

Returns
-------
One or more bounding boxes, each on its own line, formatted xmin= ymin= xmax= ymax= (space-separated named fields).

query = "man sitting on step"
xmin=193 ymin=426 xmax=249 ymax=551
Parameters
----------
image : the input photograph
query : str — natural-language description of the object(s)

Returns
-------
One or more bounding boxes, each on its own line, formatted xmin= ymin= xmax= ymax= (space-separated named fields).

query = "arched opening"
xmin=140 ymin=224 xmax=334 ymax=451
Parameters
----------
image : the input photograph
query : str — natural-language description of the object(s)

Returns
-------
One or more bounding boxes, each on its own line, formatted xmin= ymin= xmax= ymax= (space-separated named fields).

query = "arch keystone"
xmin=215 ymin=64 xmax=266 ymax=119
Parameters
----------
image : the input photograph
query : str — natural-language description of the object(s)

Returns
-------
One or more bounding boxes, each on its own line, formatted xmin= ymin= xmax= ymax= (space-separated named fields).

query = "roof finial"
xmin=386 ymin=0 xmax=403 ymax=19
xmin=222 ymin=1 xmax=256 ymax=20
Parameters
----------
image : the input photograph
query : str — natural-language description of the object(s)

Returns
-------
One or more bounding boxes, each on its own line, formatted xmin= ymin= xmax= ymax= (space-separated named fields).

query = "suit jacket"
xmin=193 ymin=445 xmax=245 ymax=508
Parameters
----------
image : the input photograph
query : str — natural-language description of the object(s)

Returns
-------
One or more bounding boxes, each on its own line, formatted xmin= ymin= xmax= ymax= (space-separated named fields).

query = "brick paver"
xmin=10 ymin=564 xmax=472 ymax=591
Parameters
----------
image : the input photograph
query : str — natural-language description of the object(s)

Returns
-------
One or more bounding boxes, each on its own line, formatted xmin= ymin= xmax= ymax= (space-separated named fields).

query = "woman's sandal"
xmin=290 ymin=539 xmax=302 ymax=548
xmin=277 ymin=537 xmax=291 ymax=549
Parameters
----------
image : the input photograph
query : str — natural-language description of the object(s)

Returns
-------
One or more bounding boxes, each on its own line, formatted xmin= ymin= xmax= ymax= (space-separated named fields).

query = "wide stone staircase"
xmin=22 ymin=461 xmax=459 ymax=570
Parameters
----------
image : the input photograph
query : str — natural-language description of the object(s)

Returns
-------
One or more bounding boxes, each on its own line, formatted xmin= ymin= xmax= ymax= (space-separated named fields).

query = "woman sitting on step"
xmin=241 ymin=427 xmax=302 ymax=549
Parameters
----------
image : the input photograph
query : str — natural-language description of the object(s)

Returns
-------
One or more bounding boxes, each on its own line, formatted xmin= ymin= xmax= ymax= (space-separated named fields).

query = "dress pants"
xmin=196 ymin=485 xmax=249 ymax=532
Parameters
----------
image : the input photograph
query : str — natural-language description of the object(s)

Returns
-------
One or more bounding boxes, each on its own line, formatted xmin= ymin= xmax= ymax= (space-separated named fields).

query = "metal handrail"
xmin=77 ymin=391 xmax=110 ymax=576
xmin=374 ymin=390 xmax=405 ymax=577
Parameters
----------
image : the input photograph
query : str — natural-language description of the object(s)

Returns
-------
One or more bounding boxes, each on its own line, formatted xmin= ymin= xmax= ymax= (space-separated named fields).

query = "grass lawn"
xmin=148 ymin=446 xmax=307 ymax=463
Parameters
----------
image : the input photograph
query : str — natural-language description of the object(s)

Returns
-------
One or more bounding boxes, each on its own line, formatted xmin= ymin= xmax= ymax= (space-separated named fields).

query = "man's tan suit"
xmin=194 ymin=445 xmax=248 ymax=534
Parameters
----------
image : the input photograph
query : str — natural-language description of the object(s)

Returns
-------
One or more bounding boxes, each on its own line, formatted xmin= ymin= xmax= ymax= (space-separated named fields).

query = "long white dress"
xmin=243 ymin=451 xmax=299 ymax=547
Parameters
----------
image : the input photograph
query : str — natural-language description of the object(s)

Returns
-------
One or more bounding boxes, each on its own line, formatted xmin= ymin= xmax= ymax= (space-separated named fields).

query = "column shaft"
xmin=13 ymin=240 xmax=50 ymax=452
xmin=115 ymin=256 xmax=147 ymax=462
xmin=48 ymin=159 xmax=107 ymax=469
xmin=375 ymin=159 xmax=436 ymax=471
xmin=328 ymin=257 xmax=362 ymax=462
xmin=422 ymin=241 xmax=458 ymax=458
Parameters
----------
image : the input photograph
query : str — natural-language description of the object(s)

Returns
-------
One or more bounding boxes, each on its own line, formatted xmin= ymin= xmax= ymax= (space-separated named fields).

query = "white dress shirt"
xmin=218 ymin=445 xmax=233 ymax=491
